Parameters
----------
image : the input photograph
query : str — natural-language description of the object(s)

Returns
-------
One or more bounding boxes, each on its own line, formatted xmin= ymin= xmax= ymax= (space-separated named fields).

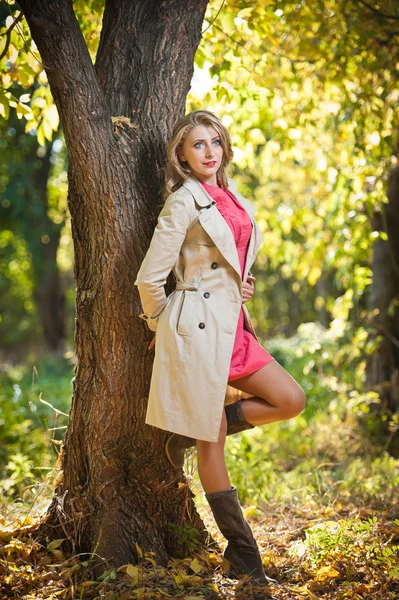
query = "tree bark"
xmin=18 ymin=0 xmax=210 ymax=567
xmin=366 ymin=165 xmax=399 ymax=456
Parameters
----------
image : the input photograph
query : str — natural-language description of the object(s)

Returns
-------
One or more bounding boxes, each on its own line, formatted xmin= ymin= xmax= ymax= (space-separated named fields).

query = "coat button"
xmin=198 ymin=322 xmax=205 ymax=329
xmin=203 ymin=292 xmax=210 ymax=298
xmin=211 ymin=262 xmax=218 ymax=269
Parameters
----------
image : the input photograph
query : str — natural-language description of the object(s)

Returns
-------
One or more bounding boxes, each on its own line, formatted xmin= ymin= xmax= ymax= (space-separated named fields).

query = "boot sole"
xmin=222 ymin=556 xmax=270 ymax=585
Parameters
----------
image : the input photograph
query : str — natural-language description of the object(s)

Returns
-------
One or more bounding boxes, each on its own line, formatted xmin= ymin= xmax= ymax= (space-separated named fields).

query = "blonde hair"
xmin=163 ymin=110 xmax=234 ymax=200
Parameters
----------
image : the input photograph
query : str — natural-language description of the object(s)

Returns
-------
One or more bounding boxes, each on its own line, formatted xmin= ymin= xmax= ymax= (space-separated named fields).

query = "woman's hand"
xmin=148 ymin=334 xmax=156 ymax=350
xmin=242 ymin=275 xmax=256 ymax=303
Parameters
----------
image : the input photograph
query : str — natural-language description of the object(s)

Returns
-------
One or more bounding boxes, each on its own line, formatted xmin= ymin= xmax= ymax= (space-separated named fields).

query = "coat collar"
xmin=179 ymin=175 xmax=260 ymax=282
xmin=180 ymin=175 xmax=255 ymax=218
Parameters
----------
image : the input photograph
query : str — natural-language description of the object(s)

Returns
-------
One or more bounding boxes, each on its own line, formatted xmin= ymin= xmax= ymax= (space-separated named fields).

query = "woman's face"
xmin=178 ymin=124 xmax=224 ymax=184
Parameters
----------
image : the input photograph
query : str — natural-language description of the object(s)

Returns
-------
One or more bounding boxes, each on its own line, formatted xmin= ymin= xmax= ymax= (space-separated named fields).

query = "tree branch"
xmin=357 ymin=0 xmax=399 ymax=21
xmin=17 ymin=0 xmax=112 ymax=161
xmin=0 ymin=12 xmax=23 ymax=62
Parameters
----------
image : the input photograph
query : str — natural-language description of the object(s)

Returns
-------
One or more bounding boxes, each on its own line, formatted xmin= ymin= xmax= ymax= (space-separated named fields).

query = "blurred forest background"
xmin=1 ymin=1 xmax=399 ymax=598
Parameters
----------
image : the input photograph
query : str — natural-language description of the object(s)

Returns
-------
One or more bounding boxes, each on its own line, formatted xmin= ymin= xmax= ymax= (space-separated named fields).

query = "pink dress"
xmin=201 ymin=180 xmax=275 ymax=381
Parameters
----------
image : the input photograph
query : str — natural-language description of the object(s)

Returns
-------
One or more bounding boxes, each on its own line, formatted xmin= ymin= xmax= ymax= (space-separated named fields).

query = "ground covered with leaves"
xmin=1 ymin=340 xmax=399 ymax=599
xmin=1 ymin=488 xmax=398 ymax=600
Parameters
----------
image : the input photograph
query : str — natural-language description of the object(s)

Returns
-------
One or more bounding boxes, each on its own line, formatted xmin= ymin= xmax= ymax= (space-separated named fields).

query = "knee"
xmin=283 ymin=387 xmax=306 ymax=419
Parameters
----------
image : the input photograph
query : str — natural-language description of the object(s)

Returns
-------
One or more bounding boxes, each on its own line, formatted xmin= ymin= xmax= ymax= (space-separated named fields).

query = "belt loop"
xmin=175 ymin=281 xmax=199 ymax=291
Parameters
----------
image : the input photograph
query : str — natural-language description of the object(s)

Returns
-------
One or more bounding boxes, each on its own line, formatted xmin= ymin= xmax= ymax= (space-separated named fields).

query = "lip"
xmin=203 ymin=161 xmax=217 ymax=167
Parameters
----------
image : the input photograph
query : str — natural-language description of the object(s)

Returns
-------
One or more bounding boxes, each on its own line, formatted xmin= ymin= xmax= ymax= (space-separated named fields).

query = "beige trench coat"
xmin=134 ymin=175 xmax=263 ymax=442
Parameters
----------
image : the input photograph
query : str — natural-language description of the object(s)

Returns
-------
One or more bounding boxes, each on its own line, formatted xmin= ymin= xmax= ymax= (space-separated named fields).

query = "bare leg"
xmin=197 ymin=408 xmax=231 ymax=494
xmin=229 ymin=360 xmax=306 ymax=426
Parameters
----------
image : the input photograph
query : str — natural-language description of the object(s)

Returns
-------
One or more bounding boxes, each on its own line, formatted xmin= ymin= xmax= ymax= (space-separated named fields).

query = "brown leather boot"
xmin=164 ymin=400 xmax=255 ymax=468
xmin=164 ymin=432 xmax=195 ymax=468
xmin=205 ymin=485 xmax=271 ymax=585
xmin=225 ymin=399 xmax=255 ymax=434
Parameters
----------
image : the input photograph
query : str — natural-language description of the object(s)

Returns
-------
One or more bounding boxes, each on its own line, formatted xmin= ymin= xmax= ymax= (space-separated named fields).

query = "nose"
xmin=205 ymin=144 xmax=215 ymax=158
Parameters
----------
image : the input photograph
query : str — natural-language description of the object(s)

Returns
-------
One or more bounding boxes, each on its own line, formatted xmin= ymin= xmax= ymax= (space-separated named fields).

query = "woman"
xmin=134 ymin=110 xmax=306 ymax=585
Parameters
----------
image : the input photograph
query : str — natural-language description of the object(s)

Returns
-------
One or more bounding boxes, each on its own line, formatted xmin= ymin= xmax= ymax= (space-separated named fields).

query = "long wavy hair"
xmin=163 ymin=110 xmax=234 ymax=200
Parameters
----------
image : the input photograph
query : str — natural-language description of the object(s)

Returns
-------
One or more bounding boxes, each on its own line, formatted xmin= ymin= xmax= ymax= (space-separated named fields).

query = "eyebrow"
xmin=192 ymin=135 xmax=220 ymax=143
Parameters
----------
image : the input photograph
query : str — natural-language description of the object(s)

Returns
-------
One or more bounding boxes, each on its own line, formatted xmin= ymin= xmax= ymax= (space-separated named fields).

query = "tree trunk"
xmin=19 ymin=0 xmax=210 ymax=567
xmin=366 ymin=165 xmax=399 ymax=456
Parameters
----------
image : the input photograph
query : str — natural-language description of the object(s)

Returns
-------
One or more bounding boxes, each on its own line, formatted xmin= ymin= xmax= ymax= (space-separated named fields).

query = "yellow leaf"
xmin=0 ymin=525 xmax=16 ymax=542
xmin=173 ymin=571 xmax=185 ymax=589
xmin=308 ymin=265 xmax=321 ymax=286
xmin=243 ymin=504 xmax=258 ymax=518
xmin=37 ymin=125 xmax=45 ymax=147
xmin=16 ymin=102 xmax=32 ymax=116
xmin=136 ymin=542 xmax=143 ymax=560
xmin=45 ymin=104 xmax=59 ymax=130
xmin=47 ymin=538 xmax=66 ymax=552
xmin=77 ymin=581 xmax=97 ymax=588
xmin=126 ymin=565 xmax=139 ymax=577
xmin=290 ymin=584 xmax=318 ymax=598
xmin=315 ymin=565 xmax=340 ymax=581
xmin=126 ymin=564 xmax=139 ymax=583
xmin=189 ymin=557 xmax=202 ymax=574
xmin=42 ymin=116 xmax=53 ymax=141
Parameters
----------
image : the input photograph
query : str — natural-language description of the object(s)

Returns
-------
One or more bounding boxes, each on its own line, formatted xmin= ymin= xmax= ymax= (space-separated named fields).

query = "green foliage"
xmin=0 ymin=2 xmax=103 ymax=144
xmin=290 ymin=516 xmax=399 ymax=580
xmin=0 ymin=228 xmax=39 ymax=345
xmin=0 ymin=353 xmax=74 ymax=497
xmin=0 ymin=110 xmax=72 ymax=350
xmin=168 ymin=521 xmax=204 ymax=554
xmin=1 ymin=452 xmax=35 ymax=496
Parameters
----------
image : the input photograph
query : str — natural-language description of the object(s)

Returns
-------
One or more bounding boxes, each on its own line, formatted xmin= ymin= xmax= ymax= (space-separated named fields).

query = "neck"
xmin=192 ymin=171 xmax=218 ymax=186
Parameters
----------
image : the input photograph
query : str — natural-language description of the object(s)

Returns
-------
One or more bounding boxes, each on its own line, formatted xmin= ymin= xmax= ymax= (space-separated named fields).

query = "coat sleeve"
xmin=134 ymin=192 xmax=191 ymax=332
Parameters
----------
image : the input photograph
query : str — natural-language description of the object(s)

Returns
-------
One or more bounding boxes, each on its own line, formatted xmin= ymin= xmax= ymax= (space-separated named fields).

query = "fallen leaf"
xmin=315 ymin=564 xmax=341 ymax=581
xmin=47 ymin=538 xmax=66 ymax=552
xmin=126 ymin=564 xmax=140 ymax=583
xmin=136 ymin=542 xmax=143 ymax=560
xmin=189 ymin=557 xmax=202 ymax=574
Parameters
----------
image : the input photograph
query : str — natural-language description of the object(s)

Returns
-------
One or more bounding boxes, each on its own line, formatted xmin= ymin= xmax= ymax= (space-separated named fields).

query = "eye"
xmin=213 ymin=139 xmax=221 ymax=145
xmin=194 ymin=142 xmax=203 ymax=148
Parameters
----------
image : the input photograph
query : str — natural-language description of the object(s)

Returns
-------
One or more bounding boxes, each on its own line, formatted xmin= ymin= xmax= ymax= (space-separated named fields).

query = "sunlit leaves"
xmin=190 ymin=0 xmax=399 ymax=338
xmin=0 ymin=3 xmax=101 ymax=144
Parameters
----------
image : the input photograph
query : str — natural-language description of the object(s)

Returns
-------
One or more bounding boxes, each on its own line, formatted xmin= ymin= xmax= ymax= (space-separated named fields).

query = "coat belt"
xmin=175 ymin=282 xmax=199 ymax=291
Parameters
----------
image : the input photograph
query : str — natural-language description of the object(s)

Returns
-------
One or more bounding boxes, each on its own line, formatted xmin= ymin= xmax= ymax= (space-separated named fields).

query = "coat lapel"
xmin=181 ymin=176 xmax=262 ymax=282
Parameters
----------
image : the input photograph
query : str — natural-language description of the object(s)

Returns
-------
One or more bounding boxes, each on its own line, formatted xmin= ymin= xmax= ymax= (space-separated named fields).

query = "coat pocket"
xmin=176 ymin=290 xmax=198 ymax=336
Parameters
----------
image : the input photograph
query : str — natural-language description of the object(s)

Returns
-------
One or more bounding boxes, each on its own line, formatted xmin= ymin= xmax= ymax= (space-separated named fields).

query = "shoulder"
xmin=164 ymin=186 xmax=191 ymax=207
xmin=159 ymin=187 xmax=196 ymax=224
